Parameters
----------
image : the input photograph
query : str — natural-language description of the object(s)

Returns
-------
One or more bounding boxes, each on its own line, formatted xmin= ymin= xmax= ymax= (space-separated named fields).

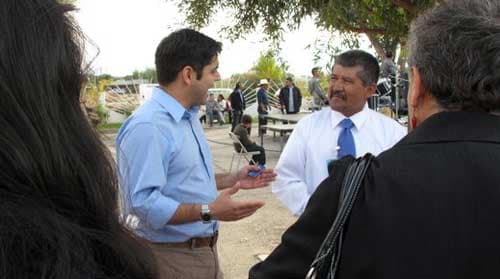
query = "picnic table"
xmin=265 ymin=112 xmax=311 ymax=124
xmin=258 ymin=112 xmax=310 ymax=150
xmin=260 ymin=124 xmax=297 ymax=150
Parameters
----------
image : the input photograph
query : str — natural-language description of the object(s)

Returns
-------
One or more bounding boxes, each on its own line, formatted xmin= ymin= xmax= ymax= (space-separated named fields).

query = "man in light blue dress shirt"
xmin=116 ymin=29 xmax=276 ymax=279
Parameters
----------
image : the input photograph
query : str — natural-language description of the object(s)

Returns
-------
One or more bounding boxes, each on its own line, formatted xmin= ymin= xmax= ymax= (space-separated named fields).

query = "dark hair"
xmin=334 ymin=50 xmax=380 ymax=86
xmin=0 ymin=1 xmax=156 ymax=278
xmin=155 ymin=28 xmax=222 ymax=85
xmin=234 ymin=82 xmax=242 ymax=90
xmin=311 ymin=67 xmax=320 ymax=75
xmin=408 ymin=0 xmax=500 ymax=112
xmin=241 ymin=114 xmax=253 ymax=124
xmin=286 ymin=77 xmax=293 ymax=82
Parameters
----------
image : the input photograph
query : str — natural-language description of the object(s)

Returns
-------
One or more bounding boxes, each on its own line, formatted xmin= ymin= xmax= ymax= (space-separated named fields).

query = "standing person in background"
xmin=279 ymin=77 xmax=302 ymax=114
xmin=308 ymin=67 xmax=328 ymax=110
xmin=116 ymin=28 xmax=277 ymax=279
xmin=229 ymin=82 xmax=245 ymax=131
xmin=380 ymin=50 xmax=397 ymax=79
xmin=380 ymin=50 xmax=397 ymax=102
xmin=273 ymin=50 xmax=406 ymax=216
xmin=257 ymin=79 xmax=270 ymax=136
xmin=0 ymin=0 xmax=157 ymax=278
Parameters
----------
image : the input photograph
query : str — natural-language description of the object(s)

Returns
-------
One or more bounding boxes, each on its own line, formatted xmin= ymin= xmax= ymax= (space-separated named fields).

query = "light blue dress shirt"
xmin=116 ymin=87 xmax=218 ymax=243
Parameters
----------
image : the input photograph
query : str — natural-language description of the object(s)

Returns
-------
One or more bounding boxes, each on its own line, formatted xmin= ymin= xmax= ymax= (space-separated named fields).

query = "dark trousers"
xmin=231 ymin=110 xmax=243 ymax=132
xmin=258 ymin=114 xmax=267 ymax=136
xmin=245 ymin=143 xmax=266 ymax=165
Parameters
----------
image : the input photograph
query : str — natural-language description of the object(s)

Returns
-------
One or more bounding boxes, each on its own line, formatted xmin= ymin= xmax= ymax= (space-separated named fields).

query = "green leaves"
xmin=173 ymin=0 xmax=436 ymax=59
xmin=252 ymin=51 xmax=286 ymax=80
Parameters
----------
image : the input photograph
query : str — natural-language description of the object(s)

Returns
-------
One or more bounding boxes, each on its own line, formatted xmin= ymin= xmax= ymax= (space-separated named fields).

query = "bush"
xmin=96 ymin=104 xmax=109 ymax=124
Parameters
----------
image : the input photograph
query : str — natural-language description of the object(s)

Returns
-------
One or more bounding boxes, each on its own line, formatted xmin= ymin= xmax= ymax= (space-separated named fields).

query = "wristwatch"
xmin=200 ymin=204 xmax=212 ymax=223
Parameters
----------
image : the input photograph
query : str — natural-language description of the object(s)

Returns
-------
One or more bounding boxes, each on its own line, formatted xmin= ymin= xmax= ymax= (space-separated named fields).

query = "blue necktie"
xmin=337 ymin=118 xmax=356 ymax=158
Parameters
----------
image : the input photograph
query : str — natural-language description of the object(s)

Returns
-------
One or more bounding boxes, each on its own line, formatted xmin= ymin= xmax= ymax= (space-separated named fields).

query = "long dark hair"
xmin=0 ymin=0 xmax=156 ymax=278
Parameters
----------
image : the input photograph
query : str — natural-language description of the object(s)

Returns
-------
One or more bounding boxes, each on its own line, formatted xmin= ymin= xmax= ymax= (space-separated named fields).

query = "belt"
xmin=162 ymin=231 xmax=218 ymax=249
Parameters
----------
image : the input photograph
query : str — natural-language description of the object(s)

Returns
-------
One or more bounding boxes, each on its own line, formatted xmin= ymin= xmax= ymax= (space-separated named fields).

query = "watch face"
xmin=202 ymin=212 xmax=211 ymax=222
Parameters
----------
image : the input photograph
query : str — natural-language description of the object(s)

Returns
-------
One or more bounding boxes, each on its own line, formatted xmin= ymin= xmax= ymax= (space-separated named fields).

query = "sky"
xmin=74 ymin=0 xmax=372 ymax=79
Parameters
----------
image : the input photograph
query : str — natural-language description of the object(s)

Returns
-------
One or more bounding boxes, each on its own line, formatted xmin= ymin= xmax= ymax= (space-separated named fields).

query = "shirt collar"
xmin=151 ymin=87 xmax=199 ymax=123
xmin=330 ymin=103 xmax=370 ymax=130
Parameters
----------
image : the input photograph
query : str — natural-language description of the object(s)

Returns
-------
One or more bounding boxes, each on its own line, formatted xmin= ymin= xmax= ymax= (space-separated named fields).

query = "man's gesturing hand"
xmin=237 ymin=165 xmax=277 ymax=190
xmin=209 ymin=182 xmax=264 ymax=221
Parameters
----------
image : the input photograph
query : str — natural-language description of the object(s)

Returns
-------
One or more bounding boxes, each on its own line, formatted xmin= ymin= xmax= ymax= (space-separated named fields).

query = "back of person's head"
xmin=334 ymin=50 xmax=380 ymax=86
xmin=155 ymin=28 xmax=222 ymax=86
xmin=241 ymin=114 xmax=253 ymax=124
xmin=408 ymin=0 xmax=500 ymax=112
xmin=0 ymin=0 xmax=156 ymax=278
xmin=234 ymin=82 xmax=242 ymax=91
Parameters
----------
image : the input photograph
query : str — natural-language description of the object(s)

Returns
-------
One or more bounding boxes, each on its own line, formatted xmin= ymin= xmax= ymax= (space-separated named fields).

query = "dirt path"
xmin=217 ymin=186 xmax=296 ymax=278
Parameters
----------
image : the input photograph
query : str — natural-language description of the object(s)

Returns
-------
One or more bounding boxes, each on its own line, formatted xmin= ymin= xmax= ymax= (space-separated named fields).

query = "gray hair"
xmin=408 ymin=0 xmax=500 ymax=112
xmin=334 ymin=50 xmax=379 ymax=86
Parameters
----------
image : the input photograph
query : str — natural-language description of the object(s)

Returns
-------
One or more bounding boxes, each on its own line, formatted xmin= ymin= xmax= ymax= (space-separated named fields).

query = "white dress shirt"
xmin=288 ymin=87 xmax=295 ymax=113
xmin=272 ymin=104 xmax=407 ymax=215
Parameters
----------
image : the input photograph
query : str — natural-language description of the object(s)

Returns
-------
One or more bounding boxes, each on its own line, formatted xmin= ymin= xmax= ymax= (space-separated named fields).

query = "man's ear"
xmin=180 ymin=66 xmax=195 ymax=85
xmin=408 ymin=67 xmax=425 ymax=108
xmin=364 ymin=83 xmax=377 ymax=99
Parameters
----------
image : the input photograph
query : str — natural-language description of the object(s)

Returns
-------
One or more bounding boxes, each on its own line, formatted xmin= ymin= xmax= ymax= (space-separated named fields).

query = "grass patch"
xmin=97 ymin=122 xmax=123 ymax=130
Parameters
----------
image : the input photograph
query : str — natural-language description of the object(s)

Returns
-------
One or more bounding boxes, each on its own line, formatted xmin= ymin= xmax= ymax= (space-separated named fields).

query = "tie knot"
xmin=339 ymin=118 xmax=354 ymax=129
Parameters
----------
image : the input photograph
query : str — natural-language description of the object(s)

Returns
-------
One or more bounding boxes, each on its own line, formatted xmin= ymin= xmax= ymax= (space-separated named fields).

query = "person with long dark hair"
xmin=0 ymin=1 xmax=157 ymax=278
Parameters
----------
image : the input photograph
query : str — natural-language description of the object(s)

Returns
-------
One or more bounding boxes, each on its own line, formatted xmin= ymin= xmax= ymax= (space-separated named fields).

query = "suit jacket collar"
xmin=399 ymin=111 xmax=500 ymax=146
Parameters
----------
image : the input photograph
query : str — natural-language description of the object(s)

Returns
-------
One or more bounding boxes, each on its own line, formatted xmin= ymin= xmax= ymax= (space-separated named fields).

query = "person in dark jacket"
xmin=278 ymin=77 xmax=302 ymax=114
xmin=229 ymin=82 xmax=246 ymax=131
xmin=250 ymin=1 xmax=500 ymax=278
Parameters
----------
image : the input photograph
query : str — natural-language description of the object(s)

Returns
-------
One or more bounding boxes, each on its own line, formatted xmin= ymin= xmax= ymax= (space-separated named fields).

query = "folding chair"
xmin=228 ymin=132 xmax=261 ymax=172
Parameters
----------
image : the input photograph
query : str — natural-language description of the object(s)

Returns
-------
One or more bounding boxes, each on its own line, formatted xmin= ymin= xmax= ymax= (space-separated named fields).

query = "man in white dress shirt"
xmin=273 ymin=50 xmax=407 ymax=215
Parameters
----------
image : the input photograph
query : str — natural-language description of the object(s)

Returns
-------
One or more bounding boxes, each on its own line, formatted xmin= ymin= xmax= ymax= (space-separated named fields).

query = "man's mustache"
xmin=330 ymin=90 xmax=346 ymax=100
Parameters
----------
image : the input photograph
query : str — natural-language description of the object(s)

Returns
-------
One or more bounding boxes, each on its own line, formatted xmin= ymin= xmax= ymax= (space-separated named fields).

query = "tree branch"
xmin=365 ymin=32 xmax=385 ymax=59
xmin=392 ymin=0 xmax=417 ymax=13
xmin=350 ymin=28 xmax=387 ymax=34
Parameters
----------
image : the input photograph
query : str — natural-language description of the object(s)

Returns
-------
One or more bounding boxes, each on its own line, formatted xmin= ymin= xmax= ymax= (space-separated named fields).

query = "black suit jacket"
xmin=229 ymin=90 xmax=246 ymax=111
xmin=250 ymin=111 xmax=500 ymax=279
xmin=278 ymin=86 xmax=302 ymax=113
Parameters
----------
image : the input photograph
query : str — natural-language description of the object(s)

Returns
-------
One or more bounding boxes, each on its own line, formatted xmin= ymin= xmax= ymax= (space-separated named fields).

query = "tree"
xmin=252 ymin=51 xmax=286 ymax=81
xmin=175 ymin=0 xmax=438 ymax=60
xmin=132 ymin=68 xmax=157 ymax=83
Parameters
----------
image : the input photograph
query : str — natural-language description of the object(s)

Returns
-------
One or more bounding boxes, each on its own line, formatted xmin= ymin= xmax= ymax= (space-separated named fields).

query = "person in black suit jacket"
xmin=278 ymin=77 xmax=302 ymax=114
xmin=250 ymin=1 xmax=500 ymax=278
xmin=229 ymin=82 xmax=246 ymax=131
